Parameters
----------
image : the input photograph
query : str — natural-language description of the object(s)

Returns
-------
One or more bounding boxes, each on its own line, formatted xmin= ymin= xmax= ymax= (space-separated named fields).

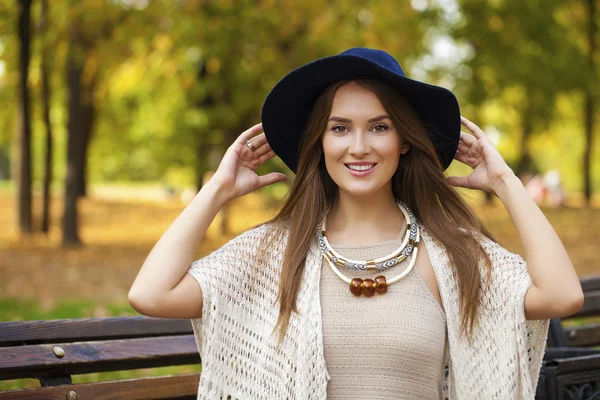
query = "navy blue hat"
xmin=261 ymin=47 xmax=461 ymax=173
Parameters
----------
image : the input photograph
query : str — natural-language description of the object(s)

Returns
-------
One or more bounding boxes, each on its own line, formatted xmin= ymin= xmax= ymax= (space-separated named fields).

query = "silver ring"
xmin=246 ymin=140 xmax=256 ymax=152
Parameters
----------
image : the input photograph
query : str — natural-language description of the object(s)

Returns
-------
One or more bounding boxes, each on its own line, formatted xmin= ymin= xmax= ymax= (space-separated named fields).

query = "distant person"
xmin=544 ymin=169 xmax=566 ymax=207
xmin=129 ymin=48 xmax=582 ymax=399
xmin=524 ymin=174 xmax=547 ymax=205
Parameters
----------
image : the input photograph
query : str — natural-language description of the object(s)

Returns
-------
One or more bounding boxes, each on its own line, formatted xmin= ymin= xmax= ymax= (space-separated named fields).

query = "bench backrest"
xmin=547 ymin=276 xmax=600 ymax=348
xmin=0 ymin=317 xmax=201 ymax=400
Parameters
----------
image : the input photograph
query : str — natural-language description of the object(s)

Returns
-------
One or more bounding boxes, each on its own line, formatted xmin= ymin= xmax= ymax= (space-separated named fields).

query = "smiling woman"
xmin=129 ymin=48 xmax=582 ymax=400
xmin=322 ymin=82 xmax=405 ymax=199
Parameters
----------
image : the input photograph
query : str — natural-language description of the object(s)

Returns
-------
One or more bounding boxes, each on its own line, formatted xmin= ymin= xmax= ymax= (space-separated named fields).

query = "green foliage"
xmin=0 ymin=0 xmax=597 ymax=191
xmin=446 ymin=0 xmax=598 ymax=188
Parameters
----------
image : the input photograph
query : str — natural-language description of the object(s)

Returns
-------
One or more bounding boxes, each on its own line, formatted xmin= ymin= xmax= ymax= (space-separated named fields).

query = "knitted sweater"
xmin=187 ymin=222 xmax=549 ymax=399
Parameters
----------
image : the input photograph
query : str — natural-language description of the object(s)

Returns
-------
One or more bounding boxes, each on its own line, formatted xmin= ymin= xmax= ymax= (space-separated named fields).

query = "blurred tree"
xmin=16 ymin=0 xmax=32 ymax=234
xmin=453 ymin=0 xmax=581 ymax=176
xmin=63 ymin=1 xmax=133 ymax=245
xmin=63 ymin=13 xmax=86 ymax=245
xmin=10 ymin=0 xmax=597 ymax=245
xmin=62 ymin=0 xmax=152 ymax=245
xmin=449 ymin=0 xmax=599 ymax=204
xmin=583 ymin=0 xmax=597 ymax=206
xmin=39 ymin=0 xmax=53 ymax=233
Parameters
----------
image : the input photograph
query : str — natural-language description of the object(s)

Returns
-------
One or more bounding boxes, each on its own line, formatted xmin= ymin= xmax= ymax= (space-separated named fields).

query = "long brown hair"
xmin=266 ymin=79 xmax=494 ymax=345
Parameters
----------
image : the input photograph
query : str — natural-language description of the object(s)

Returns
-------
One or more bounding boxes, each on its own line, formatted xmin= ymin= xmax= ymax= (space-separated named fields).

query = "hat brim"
xmin=261 ymin=54 xmax=461 ymax=173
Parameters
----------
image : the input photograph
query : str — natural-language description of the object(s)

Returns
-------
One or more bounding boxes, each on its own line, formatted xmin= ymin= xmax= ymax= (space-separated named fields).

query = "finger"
xmin=459 ymin=131 xmax=477 ymax=146
xmin=248 ymin=149 xmax=277 ymax=168
xmin=457 ymin=140 xmax=470 ymax=154
xmin=464 ymin=152 xmax=484 ymax=167
xmin=454 ymin=150 xmax=471 ymax=166
xmin=460 ymin=116 xmax=486 ymax=140
xmin=255 ymin=142 xmax=273 ymax=158
xmin=246 ymin=133 xmax=268 ymax=150
xmin=468 ymin=140 xmax=484 ymax=155
xmin=457 ymin=149 xmax=483 ymax=167
xmin=235 ymin=123 xmax=264 ymax=145
xmin=466 ymin=140 xmax=483 ymax=159
xmin=446 ymin=175 xmax=475 ymax=189
xmin=257 ymin=172 xmax=288 ymax=188
xmin=258 ymin=150 xmax=277 ymax=164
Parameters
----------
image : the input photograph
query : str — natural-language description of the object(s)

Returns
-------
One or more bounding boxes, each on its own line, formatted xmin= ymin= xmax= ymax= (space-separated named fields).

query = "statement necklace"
xmin=318 ymin=201 xmax=420 ymax=297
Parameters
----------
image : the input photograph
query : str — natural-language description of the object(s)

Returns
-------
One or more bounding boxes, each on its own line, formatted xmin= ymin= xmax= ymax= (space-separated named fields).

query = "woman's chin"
xmin=338 ymin=184 xmax=386 ymax=198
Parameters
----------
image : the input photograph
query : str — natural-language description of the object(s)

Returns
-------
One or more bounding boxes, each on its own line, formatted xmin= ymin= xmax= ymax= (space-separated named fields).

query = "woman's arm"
xmin=128 ymin=181 xmax=229 ymax=318
xmin=448 ymin=116 xmax=583 ymax=320
xmin=492 ymin=172 xmax=583 ymax=320
xmin=128 ymin=123 xmax=286 ymax=319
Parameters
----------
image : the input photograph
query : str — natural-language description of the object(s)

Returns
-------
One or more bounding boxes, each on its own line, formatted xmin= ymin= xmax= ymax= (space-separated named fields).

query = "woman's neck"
xmin=325 ymin=190 xmax=405 ymax=246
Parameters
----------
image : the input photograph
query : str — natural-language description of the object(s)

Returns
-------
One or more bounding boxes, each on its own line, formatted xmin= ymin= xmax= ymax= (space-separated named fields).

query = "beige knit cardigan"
xmin=187 ymin=222 xmax=549 ymax=399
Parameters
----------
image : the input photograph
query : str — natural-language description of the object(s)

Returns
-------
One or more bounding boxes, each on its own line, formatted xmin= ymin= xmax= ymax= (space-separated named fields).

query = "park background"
xmin=1 ymin=0 xmax=599 ymax=390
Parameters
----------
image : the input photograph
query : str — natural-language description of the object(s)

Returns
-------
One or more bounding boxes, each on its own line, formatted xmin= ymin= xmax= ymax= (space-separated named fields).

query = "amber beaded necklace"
xmin=318 ymin=201 xmax=421 ymax=297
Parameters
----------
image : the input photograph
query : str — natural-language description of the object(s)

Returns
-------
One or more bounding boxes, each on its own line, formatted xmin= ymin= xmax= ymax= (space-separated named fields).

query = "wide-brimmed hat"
xmin=261 ymin=47 xmax=461 ymax=173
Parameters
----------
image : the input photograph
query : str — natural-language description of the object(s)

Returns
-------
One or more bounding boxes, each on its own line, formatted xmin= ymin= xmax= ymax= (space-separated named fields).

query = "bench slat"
xmin=564 ymin=324 xmax=600 ymax=347
xmin=0 ymin=373 xmax=200 ymax=400
xmin=580 ymin=276 xmax=600 ymax=293
xmin=0 ymin=317 xmax=193 ymax=347
xmin=0 ymin=335 xmax=200 ymax=380
xmin=570 ymin=290 xmax=600 ymax=318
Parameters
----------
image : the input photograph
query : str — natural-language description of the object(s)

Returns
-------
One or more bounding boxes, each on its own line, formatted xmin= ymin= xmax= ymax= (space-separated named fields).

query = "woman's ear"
xmin=401 ymin=143 xmax=410 ymax=154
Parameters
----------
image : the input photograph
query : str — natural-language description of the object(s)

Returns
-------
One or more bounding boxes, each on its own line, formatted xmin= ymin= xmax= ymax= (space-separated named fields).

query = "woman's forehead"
xmin=329 ymin=84 xmax=386 ymax=119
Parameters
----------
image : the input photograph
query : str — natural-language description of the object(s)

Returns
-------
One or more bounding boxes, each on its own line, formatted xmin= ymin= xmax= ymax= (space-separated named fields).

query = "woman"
xmin=129 ymin=48 xmax=583 ymax=399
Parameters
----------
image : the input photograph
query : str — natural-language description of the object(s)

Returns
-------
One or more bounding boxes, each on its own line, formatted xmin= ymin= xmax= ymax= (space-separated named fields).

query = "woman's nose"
xmin=348 ymin=132 xmax=370 ymax=156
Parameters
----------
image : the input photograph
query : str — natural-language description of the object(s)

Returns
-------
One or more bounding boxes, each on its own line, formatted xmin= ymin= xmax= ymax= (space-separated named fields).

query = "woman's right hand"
xmin=210 ymin=122 xmax=287 ymax=201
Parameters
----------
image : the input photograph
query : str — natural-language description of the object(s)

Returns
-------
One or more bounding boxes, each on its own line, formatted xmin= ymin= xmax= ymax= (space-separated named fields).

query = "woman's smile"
xmin=344 ymin=162 xmax=378 ymax=177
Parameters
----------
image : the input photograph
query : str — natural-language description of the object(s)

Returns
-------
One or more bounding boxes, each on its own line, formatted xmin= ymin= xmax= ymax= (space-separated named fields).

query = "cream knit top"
xmin=187 ymin=222 xmax=549 ymax=399
xmin=321 ymin=226 xmax=447 ymax=399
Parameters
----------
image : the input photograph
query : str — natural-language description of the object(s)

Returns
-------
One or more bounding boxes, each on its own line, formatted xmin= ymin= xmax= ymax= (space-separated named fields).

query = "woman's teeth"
xmin=346 ymin=164 xmax=375 ymax=171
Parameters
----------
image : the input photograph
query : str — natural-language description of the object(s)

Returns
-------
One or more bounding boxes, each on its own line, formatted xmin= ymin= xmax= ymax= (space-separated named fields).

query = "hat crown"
xmin=339 ymin=47 xmax=405 ymax=77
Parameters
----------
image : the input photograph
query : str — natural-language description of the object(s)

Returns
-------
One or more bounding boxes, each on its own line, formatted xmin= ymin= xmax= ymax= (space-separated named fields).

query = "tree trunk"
xmin=40 ymin=0 xmax=52 ymax=233
xmin=62 ymin=29 xmax=84 ymax=246
xmin=194 ymin=62 xmax=215 ymax=192
xmin=16 ymin=0 xmax=33 ymax=234
xmin=77 ymin=94 xmax=95 ymax=198
xmin=515 ymin=98 xmax=534 ymax=177
xmin=583 ymin=0 xmax=597 ymax=207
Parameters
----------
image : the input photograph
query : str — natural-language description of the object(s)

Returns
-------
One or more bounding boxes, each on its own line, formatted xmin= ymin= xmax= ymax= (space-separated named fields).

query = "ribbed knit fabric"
xmin=321 ymin=225 xmax=446 ymax=399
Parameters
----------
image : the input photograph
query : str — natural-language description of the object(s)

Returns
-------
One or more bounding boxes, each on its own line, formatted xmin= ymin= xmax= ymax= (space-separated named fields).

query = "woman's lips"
xmin=344 ymin=163 xmax=377 ymax=177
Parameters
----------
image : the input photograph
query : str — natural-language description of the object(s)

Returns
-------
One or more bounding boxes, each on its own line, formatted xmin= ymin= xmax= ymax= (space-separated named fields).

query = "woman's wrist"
xmin=196 ymin=180 xmax=234 ymax=209
xmin=491 ymin=170 xmax=521 ymax=200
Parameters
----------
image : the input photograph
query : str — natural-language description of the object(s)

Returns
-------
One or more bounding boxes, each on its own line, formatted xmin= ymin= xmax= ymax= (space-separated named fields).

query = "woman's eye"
xmin=372 ymin=124 xmax=388 ymax=132
xmin=332 ymin=125 xmax=348 ymax=133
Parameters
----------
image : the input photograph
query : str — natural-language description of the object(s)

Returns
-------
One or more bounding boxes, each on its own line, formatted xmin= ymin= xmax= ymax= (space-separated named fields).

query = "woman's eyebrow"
xmin=328 ymin=115 xmax=391 ymax=123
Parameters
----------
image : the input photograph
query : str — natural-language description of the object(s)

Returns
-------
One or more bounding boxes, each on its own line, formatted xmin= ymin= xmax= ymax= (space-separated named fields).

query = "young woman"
xmin=129 ymin=48 xmax=583 ymax=399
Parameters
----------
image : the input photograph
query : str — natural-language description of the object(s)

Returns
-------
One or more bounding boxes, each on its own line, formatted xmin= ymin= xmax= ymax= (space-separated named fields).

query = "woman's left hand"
xmin=446 ymin=116 xmax=516 ymax=195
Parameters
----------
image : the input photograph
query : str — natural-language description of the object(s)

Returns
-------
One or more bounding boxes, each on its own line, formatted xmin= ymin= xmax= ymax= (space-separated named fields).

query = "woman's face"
xmin=321 ymin=81 xmax=407 ymax=198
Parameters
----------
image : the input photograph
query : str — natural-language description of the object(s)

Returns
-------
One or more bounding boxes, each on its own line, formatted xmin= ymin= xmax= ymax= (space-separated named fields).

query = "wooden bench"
xmin=538 ymin=276 xmax=600 ymax=399
xmin=547 ymin=276 xmax=600 ymax=348
xmin=3 ymin=276 xmax=600 ymax=399
xmin=0 ymin=316 xmax=201 ymax=400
